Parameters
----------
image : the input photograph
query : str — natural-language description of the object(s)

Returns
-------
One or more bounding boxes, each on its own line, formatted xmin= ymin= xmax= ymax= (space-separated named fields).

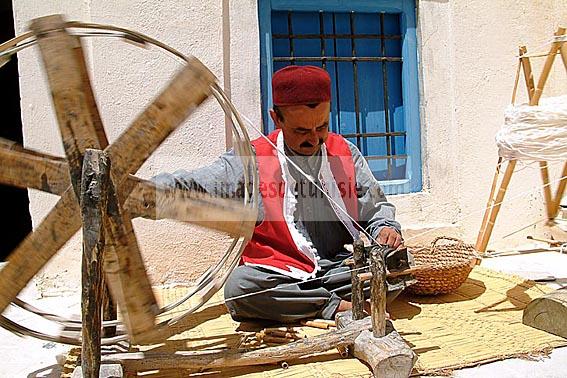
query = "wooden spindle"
xmin=350 ymin=239 xmax=366 ymax=320
xmin=370 ymin=247 xmax=386 ymax=338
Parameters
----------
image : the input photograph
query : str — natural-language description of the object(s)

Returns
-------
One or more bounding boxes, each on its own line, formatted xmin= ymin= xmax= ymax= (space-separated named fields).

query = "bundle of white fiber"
xmin=496 ymin=95 xmax=567 ymax=161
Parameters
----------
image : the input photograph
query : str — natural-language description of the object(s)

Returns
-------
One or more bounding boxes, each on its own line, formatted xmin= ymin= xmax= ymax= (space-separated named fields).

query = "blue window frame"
xmin=259 ymin=0 xmax=422 ymax=194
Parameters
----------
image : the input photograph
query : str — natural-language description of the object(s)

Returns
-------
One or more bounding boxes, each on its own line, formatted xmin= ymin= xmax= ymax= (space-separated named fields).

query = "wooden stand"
xmin=472 ymin=27 xmax=567 ymax=339
xmin=343 ymin=244 xmax=416 ymax=377
xmin=475 ymin=27 xmax=567 ymax=253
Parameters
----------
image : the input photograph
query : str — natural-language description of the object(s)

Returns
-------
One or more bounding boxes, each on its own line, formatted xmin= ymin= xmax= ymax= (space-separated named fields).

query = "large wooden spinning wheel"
xmin=0 ymin=15 xmax=419 ymax=378
xmin=0 ymin=14 xmax=258 ymax=347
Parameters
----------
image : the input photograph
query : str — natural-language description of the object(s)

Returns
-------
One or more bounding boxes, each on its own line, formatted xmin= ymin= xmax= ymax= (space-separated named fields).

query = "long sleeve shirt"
xmin=152 ymin=139 xmax=401 ymax=261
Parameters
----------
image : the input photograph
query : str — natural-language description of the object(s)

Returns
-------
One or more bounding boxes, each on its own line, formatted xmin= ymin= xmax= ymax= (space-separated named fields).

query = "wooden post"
xmin=80 ymin=149 xmax=110 ymax=378
xmin=350 ymin=239 xmax=366 ymax=320
xmin=539 ymin=161 xmax=555 ymax=220
xmin=560 ymin=37 xmax=567 ymax=73
xmin=476 ymin=157 xmax=502 ymax=250
xmin=530 ymin=27 xmax=566 ymax=106
xmin=370 ymin=247 xmax=386 ymax=338
xmin=476 ymin=160 xmax=517 ymax=252
xmin=519 ymin=46 xmax=535 ymax=102
xmin=550 ymin=162 xmax=567 ymax=219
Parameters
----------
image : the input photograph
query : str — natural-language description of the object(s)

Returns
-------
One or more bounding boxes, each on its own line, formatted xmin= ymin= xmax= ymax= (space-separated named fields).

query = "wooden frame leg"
xmin=476 ymin=158 xmax=503 ymax=250
xmin=80 ymin=149 xmax=110 ymax=378
xmin=530 ymin=27 xmax=566 ymax=105
xmin=539 ymin=161 xmax=555 ymax=220
xmin=550 ymin=162 xmax=567 ymax=219
xmin=539 ymin=161 xmax=567 ymax=222
xmin=519 ymin=46 xmax=535 ymax=102
xmin=476 ymin=160 xmax=517 ymax=252
xmin=559 ymin=42 xmax=567 ymax=70
xmin=350 ymin=239 xmax=366 ymax=321
xmin=561 ymin=39 xmax=567 ymax=73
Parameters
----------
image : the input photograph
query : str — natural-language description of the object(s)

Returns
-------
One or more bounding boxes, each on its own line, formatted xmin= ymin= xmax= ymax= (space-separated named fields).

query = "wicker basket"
xmin=406 ymin=236 xmax=480 ymax=295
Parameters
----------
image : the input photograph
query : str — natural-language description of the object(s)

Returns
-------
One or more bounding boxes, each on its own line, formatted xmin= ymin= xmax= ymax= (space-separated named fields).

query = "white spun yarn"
xmin=496 ymin=95 xmax=567 ymax=161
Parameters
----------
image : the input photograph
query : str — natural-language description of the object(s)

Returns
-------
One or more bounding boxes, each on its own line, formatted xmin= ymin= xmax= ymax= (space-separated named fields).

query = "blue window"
xmin=259 ymin=0 xmax=422 ymax=194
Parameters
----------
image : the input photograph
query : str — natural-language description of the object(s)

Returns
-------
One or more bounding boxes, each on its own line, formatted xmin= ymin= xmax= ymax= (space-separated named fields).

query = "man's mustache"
xmin=300 ymin=138 xmax=324 ymax=148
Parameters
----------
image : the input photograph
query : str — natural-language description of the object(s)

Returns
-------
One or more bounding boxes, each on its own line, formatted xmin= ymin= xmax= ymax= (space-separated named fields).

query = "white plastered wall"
xmin=10 ymin=0 xmax=567 ymax=290
xmin=399 ymin=0 xmax=567 ymax=249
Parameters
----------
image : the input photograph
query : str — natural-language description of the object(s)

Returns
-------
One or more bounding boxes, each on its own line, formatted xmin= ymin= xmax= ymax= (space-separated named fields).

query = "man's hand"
xmin=377 ymin=227 xmax=403 ymax=248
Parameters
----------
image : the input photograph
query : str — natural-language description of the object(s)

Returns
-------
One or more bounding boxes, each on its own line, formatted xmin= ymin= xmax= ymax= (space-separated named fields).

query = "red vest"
xmin=241 ymin=130 xmax=358 ymax=279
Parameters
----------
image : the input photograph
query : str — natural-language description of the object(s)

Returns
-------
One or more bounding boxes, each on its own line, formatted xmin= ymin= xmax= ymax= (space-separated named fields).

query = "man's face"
xmin=269 ymin=102 xmax=330 ymax=156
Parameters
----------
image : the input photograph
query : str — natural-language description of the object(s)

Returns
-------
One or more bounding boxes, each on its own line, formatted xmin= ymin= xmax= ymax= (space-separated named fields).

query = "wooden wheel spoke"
xmin=104 ymin=58 xmax=215 ymax=186
xmin=101 ymin=170 xmax=159 ymax=341
xmin=0 ymin=139 xmax=254 ymax=238
xmin=126 ymin=179 xmax=257 ymax=238
xmin=30 ymin=15 xmax=109 ymax=196
xmin=0 ymin=138 xmax=70 ymax=195
xmin=0 ymin=188 xmax=81 ymax=314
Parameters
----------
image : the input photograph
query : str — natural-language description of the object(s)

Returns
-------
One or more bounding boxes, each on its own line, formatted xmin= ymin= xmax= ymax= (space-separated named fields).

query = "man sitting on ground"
xmin=153 ymin=65 xmax=411 ymax=323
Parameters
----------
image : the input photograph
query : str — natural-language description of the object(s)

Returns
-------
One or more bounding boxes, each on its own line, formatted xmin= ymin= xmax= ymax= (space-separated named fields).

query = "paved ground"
xmin=1 ymin=250 xmax=566 ymax=378
xmin=0 ymin=284 xmax=79 ymax=378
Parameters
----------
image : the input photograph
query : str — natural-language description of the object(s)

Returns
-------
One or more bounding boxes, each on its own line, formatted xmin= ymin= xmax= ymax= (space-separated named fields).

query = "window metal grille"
xmin=270 ymin=10 xmax=407 ymax=182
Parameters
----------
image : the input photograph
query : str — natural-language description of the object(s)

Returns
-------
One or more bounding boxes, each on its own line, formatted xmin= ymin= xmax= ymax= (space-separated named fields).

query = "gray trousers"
xmin=224 ymin=259 xmax=354 ymax=323
xmin=224 ymin=248 xmax=413 ymax=323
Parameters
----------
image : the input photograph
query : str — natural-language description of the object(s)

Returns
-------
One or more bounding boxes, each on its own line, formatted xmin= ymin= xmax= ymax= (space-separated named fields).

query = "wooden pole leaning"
xmin=560 ymin=36 xmax=567 ymax=73
xmin=539 ymin=161 xmax=556 ymax=221
xmin=475 ymin=157 xmax=503 ymax=251
xmin=530 ymin=27 xmax=566 ymax=106
xmin=551 ymin=42 xmax=567 ymax=221
xmin=550 ymin=162 xmax=567 ymax=220
xmin=517 ymin=44 xmax=555 ymax=221
xmin=517 ymin=46 xmax=559 ymax=222
xmin=531 ymin=29 xmax=567 ymax=220
xmin=520 ymin=46 xmax=535 ymax=101
xmin=476 ymin=160 xmax=517 ymax=252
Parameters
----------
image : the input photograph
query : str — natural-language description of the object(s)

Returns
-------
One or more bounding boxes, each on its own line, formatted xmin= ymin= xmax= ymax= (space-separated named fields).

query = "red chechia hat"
xmin=272 ymin=65 xmax=331 ymax=106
